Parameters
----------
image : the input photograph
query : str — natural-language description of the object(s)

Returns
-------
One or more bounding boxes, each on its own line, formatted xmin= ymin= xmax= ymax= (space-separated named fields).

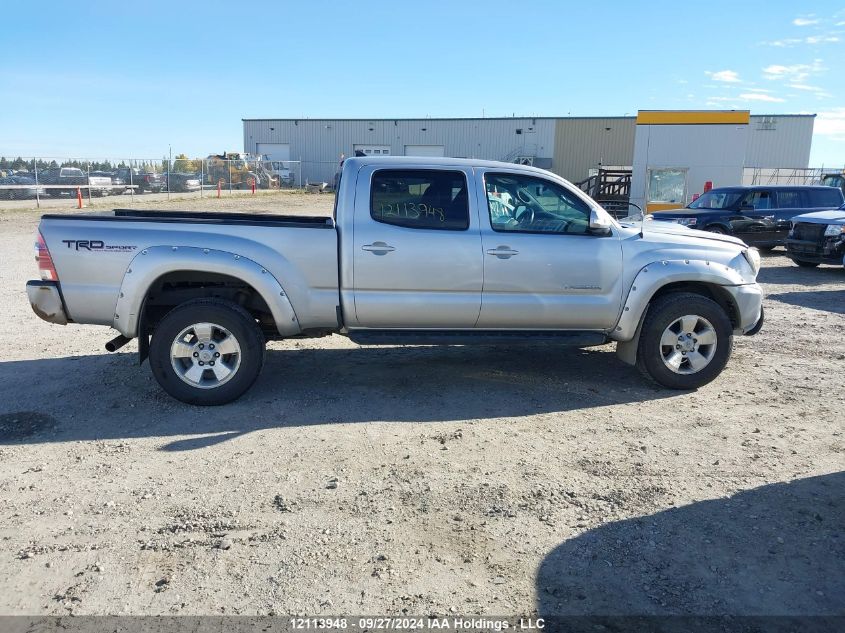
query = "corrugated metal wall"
xmin=552 ymin=118 xmax=636 ymax=182
xmin=745 ymin=115 xmax=815 ymax=168
xmin=243 ymin=118 xmax=556 ymax=183
xmin=243 ymin=114 xmax=816 ymax=184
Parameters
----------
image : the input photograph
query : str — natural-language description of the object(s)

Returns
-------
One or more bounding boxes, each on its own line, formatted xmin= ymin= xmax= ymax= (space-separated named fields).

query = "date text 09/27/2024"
xmin=289 ymin=617 xmax=545 ymax=631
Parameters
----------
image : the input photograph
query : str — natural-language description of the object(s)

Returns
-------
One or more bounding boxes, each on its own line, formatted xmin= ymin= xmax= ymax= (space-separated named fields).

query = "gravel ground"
xmin=0 ymin=194 xmax=842 ymax=617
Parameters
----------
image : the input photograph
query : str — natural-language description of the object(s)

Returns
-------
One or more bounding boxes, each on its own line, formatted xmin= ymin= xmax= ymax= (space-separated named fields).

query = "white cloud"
xmin=705 ymin=69 xmax=741 ymax=83
xmin=762 ymin=35 xmax=839 ymax=46
xmin=739 ymin=92 xmax=786 ymax=102
xmin=814 ymin=108 xmax=845 ymax=137
xmin=793 ymin=17 xmax=819 ymax=26
xmin=788 ymin=83 xmax=832 ymax=97
xmin=805 ymin=35 xmax=840 ymax=44
xmin=764 ymin=38 xmax=803 ymax=47
xmin=763 ymin=59 xmax=825 ymax=82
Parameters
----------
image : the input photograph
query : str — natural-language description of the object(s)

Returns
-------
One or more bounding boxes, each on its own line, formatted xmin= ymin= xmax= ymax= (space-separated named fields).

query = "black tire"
xmin=790 ymin=259 xmax=820 ymax=268
xmin=149 ymin=298 xmax=265 ymax=405
xmin=705 ymin=226 xmax=727 ymax=234
xmin=757 ymin=246 xmax=776 ymax=252
xmin=636 ymin=292 xmax=733 ymax=390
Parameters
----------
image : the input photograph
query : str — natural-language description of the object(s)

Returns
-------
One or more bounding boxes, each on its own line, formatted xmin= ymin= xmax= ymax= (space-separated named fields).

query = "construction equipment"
xmin=205 ymin=152 xmax=279 ymax=190
xmin=821 ymin=171 xmax=845 ymax=196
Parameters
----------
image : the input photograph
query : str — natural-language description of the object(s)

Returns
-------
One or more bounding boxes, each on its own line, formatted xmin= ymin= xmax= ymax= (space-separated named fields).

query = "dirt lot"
xmin=0 ymin=193 xmax=842 ymax=618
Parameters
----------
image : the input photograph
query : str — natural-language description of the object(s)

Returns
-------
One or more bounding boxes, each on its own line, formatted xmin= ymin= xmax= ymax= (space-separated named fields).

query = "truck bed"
xmin=43 ymin=208 xmax=334 ymax=229
xmin=38 ymin=208 xmax=341 ymax=334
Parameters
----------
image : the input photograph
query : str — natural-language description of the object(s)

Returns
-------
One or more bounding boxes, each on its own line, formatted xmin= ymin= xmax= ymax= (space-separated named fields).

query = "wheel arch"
xmin=702 ymin=222 xmax=731 ymax=233
xmin=613 ymin=260 xmax=745 ymax=366
xmin=113 ymin=246 xmax=301 ymax=340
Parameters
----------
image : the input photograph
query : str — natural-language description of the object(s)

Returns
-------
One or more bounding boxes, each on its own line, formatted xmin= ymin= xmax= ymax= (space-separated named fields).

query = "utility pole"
xmin=167 ymin=144 xmax=172 ymax=200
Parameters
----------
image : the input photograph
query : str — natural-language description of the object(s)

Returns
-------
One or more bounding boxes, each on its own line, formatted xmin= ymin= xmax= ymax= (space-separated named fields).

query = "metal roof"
xmin=242 ymin=114 xmax=816 ymax=122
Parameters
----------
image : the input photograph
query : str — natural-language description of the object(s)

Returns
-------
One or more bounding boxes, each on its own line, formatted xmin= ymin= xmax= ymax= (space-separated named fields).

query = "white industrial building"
xmin=242 ymin=112 xmax=815 ymax=205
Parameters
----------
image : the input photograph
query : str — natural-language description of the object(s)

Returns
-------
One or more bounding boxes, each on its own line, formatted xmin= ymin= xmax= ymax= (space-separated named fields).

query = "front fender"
xmin=611 ymin=258 xmax=749 ymax=342
xmin=112 ymin=246 xmax=301 ymax=338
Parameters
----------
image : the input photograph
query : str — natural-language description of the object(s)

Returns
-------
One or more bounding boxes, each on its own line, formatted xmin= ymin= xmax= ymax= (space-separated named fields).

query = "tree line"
xmin=0 ymin=155 xmax=203 ymax=173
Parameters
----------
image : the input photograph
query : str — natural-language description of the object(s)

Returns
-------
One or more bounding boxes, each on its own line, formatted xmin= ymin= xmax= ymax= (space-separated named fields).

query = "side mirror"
xmin=589 ymin=209 xmax=613 ymax=234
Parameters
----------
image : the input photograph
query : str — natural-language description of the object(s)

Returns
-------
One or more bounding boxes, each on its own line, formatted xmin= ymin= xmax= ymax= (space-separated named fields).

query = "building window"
xmin=647 ymin=168 xmax=688 ymax=205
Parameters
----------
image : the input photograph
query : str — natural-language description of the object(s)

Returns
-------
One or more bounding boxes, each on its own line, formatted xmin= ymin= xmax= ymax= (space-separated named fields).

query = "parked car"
xmin=90 ymin=170 xmax=126 ymax=194
xmin=0 ymin=175 xmax=47 ymax=199
xmin=39 ymin=167 xmax=112 ymax=197
xmin=162 ymin=172 xmax=201 ymax=192
xmin=650 ymin=185 xmax=845 ymax=249
xmin=785 ymin=205 xmax=845 ymax=268
xmin=113 ymin=167 xmax=164 ymax=193
xmin=27 ymin=156 xmax=763 ymax=405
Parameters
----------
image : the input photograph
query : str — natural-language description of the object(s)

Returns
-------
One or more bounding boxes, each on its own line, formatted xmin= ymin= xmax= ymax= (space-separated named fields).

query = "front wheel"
xmin=636 ymin=293 xmax=733 ymax=390
xmin=149 ymin=298 xmax=265 ymax=405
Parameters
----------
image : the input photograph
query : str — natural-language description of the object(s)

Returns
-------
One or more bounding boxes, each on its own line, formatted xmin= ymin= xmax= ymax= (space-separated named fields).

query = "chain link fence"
xmin=0 ymin=155 xmax=310 ymax=207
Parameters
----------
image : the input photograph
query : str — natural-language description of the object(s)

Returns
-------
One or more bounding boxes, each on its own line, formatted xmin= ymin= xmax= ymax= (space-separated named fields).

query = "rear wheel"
xmin=636 ymin=293 xmax=733 ymax=390
xmin=790 ymin=259 xmax=820 ymax=268
xmin=149 ymin=298 xmax=265 ymax=405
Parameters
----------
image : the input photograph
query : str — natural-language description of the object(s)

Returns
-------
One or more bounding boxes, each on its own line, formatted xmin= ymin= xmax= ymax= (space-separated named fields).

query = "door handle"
xmin=486 ymin=246 xmax=519 ymax=259
xmin=362 ymin=241 xmax=396 ymax=255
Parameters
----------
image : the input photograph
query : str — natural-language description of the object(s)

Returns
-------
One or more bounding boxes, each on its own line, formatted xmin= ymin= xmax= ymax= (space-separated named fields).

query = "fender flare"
xmin=611 ymin=258 xmax=747 ymax=343
xmin=112 ymin=245 xmax=301 ymax=338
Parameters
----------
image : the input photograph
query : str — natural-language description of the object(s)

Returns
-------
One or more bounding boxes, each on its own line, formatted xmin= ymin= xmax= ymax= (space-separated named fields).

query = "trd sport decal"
xmin=62 ymin=240 xmax=137 ymax=252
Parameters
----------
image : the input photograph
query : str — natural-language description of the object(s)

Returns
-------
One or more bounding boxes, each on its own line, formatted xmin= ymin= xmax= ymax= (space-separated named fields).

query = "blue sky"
xmin=1 ymin=1 xmax=844 ymax=166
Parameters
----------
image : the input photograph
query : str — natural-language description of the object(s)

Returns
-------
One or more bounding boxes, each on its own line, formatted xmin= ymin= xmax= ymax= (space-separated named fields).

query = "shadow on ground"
xmin=536 ymin=472 xmax=844 ymax=630
xmin=757 ymin=260 xmax=844 ymax=286
xmin=0 ymin=343 xmax=678 ymax=449
xmin=767 ymin=289 xmax=845 ymax=315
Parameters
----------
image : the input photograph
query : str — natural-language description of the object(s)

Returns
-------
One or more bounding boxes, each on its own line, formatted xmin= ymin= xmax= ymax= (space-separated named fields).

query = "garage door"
xmin=404 ymin=145 xmax=445 ymax=157
xmin=256 ymin=143 xmax=291 ymax=161
xmin=354 ymin=144 xmax=391 ymax=156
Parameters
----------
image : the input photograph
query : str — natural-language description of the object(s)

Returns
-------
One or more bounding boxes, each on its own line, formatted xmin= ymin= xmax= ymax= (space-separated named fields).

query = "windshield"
xmin=822 ymin=175 xmax=844 ymax=188
xmin=688 ymin=190 xmax=742 ymax=209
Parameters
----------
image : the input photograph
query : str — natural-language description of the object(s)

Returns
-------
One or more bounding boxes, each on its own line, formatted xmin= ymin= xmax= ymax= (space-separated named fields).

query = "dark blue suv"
xmin=650 ymin=185 xmax=844 ymax=249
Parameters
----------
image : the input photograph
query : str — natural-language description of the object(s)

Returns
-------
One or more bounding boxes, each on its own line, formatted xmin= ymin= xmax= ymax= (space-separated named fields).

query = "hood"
xmin=650 ymin=207 xmax=696 ymax=217
xmin=792 ymin=209 xmax=845 ymax=224
xmin=619 ymin=218 xmax=746 ymax=247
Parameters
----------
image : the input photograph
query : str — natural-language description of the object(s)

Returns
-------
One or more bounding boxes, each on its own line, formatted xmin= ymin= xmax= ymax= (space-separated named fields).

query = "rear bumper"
xmin=26 ymin=280 xmax=68 ymax=325
xmin=723 ymin=283 xmax=764 ymax=335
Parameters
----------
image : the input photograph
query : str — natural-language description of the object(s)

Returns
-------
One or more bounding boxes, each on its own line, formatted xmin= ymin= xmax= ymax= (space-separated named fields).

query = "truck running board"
xmin=346 ymin=330 xmax=608 ymax=347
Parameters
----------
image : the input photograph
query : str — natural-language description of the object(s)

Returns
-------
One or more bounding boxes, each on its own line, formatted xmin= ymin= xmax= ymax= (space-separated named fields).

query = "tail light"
xmin=35 ymin=231 xmax=59 ymax=281
xmin=144 ymin=175 xmax=151 ymax=183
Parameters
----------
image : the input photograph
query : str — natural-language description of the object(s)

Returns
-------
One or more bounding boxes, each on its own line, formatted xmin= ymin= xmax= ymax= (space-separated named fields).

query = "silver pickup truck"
xmin=27 ymin=157 xmax=764 ymax=405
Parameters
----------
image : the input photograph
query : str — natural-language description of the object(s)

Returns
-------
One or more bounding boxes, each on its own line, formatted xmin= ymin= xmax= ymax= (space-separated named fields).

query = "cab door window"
xmin=484 ymin=173 xmax=591 ymax=234
xmin=775 ymin=190 xmax=804 ymax=209
xmin=740 ymin=191 xmax=772 ymax=210
xmin=370 ymin=169 xmax=469 ymax=230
